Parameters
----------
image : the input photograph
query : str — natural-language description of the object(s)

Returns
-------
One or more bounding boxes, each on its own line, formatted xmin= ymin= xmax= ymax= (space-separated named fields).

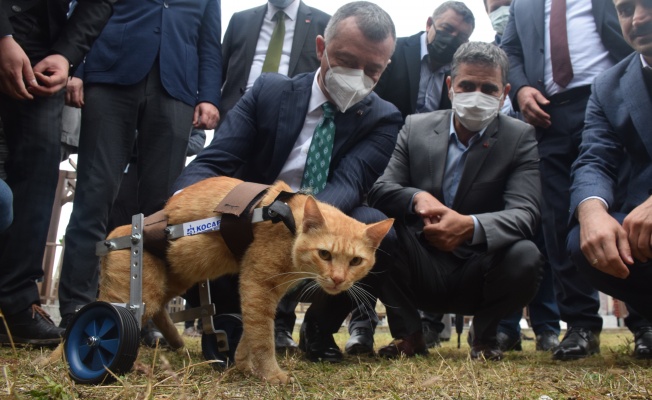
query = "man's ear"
xmin=316 ymin=35 xmax=325 ymax=60
xmin=446 ymin=76 xmax=453 ymax=100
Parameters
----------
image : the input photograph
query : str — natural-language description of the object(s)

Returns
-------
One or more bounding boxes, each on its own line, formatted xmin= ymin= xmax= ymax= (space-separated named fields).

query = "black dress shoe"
xmin=634 ymin=326 xmax=652 ymax=359
xmin=141 ymin=320 xmax=169 ymax=348
xmin=378 ymin=331 xmax=428 ymax=358
xmin=535 ymin=330 xmax=560 ymax=351
xmin=422 ymin=323 xmax=441 ymax=348
xmin=0 ymin=304 xmax=64 ymax=347
xmin=299 ymin=320 xmax=342 ymax=363
xmin=470 ymin=342 xmax=504 ymax=361
xmin=275 ymin=329 xmax=299 ymax=354
xmin=552 ymin=327 xmax=600 ymax=360
xmin=58 ymin=313 xmax=75 ymax=330
xmin=345 ymin=327 xmax=374 ymax=355
xmin=496 ymin=331 xmax=522 ymax=352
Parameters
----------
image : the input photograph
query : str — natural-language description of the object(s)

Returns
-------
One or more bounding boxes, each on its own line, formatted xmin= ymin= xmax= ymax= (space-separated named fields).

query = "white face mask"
xmin=489 ymin=6 xmax=511 ymax=36
xmin=322 ymin=49 xmax=376 ymax=113
xmin=268 ymin=0 xmax=294 ymax=9
xmin=450 ymin=90 xmax=502 ymax=132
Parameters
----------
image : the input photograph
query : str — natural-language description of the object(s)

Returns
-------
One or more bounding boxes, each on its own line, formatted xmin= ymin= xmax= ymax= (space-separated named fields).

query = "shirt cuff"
xmin=576 ymin=196 xmax=609 ymax=218
xmin=469 ymin=215 xmax=486 ymax=245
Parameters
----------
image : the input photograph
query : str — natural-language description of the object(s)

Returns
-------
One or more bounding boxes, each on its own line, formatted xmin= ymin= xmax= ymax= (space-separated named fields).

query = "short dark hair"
xmin=324 ymin=1 xmax=396 ymax=50
xmin=433 ymin=1 xmax=475 ymax=30
xmin=450 ymin=42 xmax=509 ymax=86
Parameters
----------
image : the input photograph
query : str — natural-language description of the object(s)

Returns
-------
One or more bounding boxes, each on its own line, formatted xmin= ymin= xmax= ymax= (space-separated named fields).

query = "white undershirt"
xmin=543 ymin=0 xmax=614 ymax=96
xmin=246 ymin=0 xmax=300 ymax=91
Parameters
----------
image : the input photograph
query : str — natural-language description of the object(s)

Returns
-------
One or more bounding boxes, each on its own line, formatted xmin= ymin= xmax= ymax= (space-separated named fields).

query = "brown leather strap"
xmin=143 ymin=209 xmax=169 ymax=260
xmin=215 ymin=182 xmax=271 ymax=259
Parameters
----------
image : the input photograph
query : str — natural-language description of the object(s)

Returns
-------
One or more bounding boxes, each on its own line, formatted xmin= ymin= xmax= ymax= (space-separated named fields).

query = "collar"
xmin=448 ymin=111 xmax=488 ymax=142
xmin=641 ymin=53 xmax=652 ymax=71
xmin=267 ymin=0 xmax=299 ymax=21
xmin=309 ymin=68 xmax=330 ymax=114
xmin=420 ymin=32 xmax=429 ymax=60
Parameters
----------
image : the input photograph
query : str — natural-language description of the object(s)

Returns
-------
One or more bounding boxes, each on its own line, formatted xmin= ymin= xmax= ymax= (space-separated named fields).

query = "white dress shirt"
xmin=246 ymin=0 xmax=300 ymax=90
xmin=276 ymin=69 xmax=329 ymax=191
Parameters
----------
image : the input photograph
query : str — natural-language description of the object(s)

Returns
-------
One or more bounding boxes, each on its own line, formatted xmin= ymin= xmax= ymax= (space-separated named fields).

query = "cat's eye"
xmin=318 ymin=249 xmax=332 ymax=261
xmin=349 ymin=257 xmax=362 ymax=266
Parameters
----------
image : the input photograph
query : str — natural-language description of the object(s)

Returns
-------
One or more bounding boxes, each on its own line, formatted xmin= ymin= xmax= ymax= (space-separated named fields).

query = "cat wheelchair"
xmin=63 ymin=183 xmax=297 ymax=384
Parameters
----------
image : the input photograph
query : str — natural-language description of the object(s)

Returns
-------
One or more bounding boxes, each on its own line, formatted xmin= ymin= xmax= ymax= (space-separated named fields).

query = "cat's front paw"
xmin=262 ymin=370 xmax=294 ymax=385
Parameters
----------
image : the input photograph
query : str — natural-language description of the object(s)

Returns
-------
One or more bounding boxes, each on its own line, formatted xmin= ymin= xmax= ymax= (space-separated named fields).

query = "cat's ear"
xmin=364 ymin=218 xmax=394 ymax=248
xmin=302 ymin=196 xmax=326 ymax=233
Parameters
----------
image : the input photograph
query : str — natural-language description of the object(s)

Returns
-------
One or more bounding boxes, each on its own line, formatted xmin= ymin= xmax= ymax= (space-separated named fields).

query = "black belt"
xmin=547 ymin=85 xmax=592 ymax=106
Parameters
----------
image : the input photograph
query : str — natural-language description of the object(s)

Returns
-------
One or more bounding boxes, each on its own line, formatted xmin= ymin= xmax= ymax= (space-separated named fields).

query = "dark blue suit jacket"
xmin=76 ymin=0 xmax=222 ymax=107
xmin=173 ymin=71 xmax=403 ymax=214
xmin=501 ymin=0 xmax=631 ymax=105
xmin=570 ymin=53 xmax=652 ymax=216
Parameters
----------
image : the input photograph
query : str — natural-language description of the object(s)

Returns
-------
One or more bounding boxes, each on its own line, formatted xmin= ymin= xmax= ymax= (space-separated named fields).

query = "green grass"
xmin=1 ymin=328 xmax=651 ymax=399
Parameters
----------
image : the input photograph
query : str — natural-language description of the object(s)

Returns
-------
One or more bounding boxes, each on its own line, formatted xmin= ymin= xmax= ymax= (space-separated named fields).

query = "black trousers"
xmin=537 ymin=92 xmax=603 ymax=330
xmin=58 ymin=65 xmax=193 ymax=316
xmin=0 ymin=91 xmax=64 ymax=314
xmin=380 ymin=222 xmax=543 ymax=344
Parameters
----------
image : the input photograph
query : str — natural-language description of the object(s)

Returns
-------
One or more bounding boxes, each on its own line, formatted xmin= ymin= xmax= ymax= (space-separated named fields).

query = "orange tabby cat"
xmin=98 ymin=176 xmax=393 ymax=383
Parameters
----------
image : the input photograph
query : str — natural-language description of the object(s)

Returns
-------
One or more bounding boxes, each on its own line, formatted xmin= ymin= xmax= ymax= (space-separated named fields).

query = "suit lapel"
xmin=289 ymin=2 xmax=312 ymax=76
xmin=530 ymin=0 xmax=545 ymax=50
xmin=271 ymin=73 xmax=314 ymax=175
xmin=406 ymin=34 xmax=422 ymax=114
xmin=428 ymin=111 xmax=453 ymax=200
xmin=245 ymin=6 xmax=267 ymax=78
xmin=622 ymin=56 xmax=652 ymax=159
xmin=452 ymin=117 xmax=499 ymax=208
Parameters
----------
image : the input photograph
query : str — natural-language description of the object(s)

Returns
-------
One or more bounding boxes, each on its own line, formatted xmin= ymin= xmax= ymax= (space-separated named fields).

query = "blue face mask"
xmin=268 ymin=0 xmax=294 ymax=9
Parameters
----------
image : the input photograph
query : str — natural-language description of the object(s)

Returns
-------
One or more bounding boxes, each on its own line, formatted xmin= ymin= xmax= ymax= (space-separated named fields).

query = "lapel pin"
xmin=483 ymin=142 xmax=489 ymax=148
xmin=356 ymin=110 xmax=364 ymax=116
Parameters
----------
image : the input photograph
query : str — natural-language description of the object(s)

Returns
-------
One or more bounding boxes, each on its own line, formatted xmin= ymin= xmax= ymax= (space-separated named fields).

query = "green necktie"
xmin=262 ymin=11 xmax=285 ymax=73
xmin=301 ymin=103 xmax=336 ymax=194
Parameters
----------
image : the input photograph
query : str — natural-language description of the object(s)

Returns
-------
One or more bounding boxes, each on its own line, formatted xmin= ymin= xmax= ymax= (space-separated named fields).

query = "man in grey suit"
xmin=219 ymin=0 xmax=330 ymax=116
xmin=368 ymin=42 xmax=543 ymax=361
xmin=205 ymin=0 xmax=330 ymax=353
xmin=567 ymin=0 xmax=652 ymax=359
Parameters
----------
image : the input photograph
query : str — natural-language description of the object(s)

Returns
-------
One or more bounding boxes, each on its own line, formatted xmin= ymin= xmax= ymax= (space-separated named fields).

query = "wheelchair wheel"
xmin=201 ymin=313 xmax=243 ymax=370
xmin=64 ymin=301 xmax=140 ymax=384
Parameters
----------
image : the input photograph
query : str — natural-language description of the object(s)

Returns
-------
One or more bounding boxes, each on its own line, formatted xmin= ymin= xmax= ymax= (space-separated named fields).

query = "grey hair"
xmin=432 ymin=1 xmax=475 ymax=30
xmin=324 ymin=1 xmax=396 ymax=50
xmin=450 ymin=42 xmax=510 ymax=86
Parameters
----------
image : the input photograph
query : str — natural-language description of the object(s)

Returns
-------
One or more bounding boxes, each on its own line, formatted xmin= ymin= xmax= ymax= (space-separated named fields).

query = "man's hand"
xmin=516 ymin=86 xmax=551 ymax=128
xmin=577 ymin=199 xmax=632 ymax=279
xmin=622 ymin=196 xmax=652 ymax=263
xmin=0 ymin=36 xmax=35 ymax=100
xmin=193 ymin=102 xmax=220 ymax=129
xmin=65 ymin=77 xmax=84 ymax=107
xmin=29 ymin=54 xmax=70 ymax=97
xmin=413 ymin=191 xmax=474 ymax=251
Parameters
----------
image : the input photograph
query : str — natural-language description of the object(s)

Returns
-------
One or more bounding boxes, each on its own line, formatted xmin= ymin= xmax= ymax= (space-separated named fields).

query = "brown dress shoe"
xmin=378 ymin=331 xmax=428 ymax=358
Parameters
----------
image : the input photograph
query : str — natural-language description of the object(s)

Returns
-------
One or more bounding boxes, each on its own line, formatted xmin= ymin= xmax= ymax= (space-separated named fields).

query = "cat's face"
xmin=292 ymin=197 xmax=393 ymax=296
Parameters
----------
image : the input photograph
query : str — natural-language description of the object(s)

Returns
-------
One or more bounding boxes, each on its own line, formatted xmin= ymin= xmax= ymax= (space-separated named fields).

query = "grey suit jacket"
xmin=219 ymin=1 xmax=330 ymax=115
xmin=501 ymin=0 xmax=631 ymax=106
xmin=570 ymin=53 xmax=652 ymax=217
xmin=368 ymin=110 xmax=541 ymax=252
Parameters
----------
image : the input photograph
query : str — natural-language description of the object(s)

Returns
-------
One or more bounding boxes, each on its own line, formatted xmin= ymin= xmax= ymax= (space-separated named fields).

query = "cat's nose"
xmin=331 ymin=276 xmax=345 ymax=286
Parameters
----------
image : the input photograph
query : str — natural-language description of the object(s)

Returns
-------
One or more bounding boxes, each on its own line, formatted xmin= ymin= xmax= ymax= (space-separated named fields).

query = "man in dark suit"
xmin=210 ymin=0 xmax=330 ymax=353
xmin=345 ymin=1 xmax=475 ymax=354
xmin=220 ymin=0 xmax=330 ymax=116
xmin=500 ymin=0 xmax=650 ymax=360
xmin=173 ymin=1 xmax=402 ymax=363
xmin=567 ymin=0 xmax=652 ymax=359
xmin=374 ymin=1 xmax=474 ymax=120
xmin=57 ymin=0 xmax=222 ymax=329
xmin=368 ymin=42 xmax=543 ymax=361
xmin=0 ymin=0 xmax=114 ymax=346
